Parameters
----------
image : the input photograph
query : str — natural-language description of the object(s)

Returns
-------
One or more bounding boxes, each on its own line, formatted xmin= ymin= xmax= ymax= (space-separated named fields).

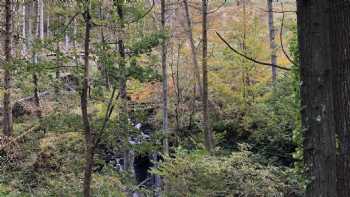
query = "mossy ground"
xmin=1 ymin=130 xmax=125 ymax=197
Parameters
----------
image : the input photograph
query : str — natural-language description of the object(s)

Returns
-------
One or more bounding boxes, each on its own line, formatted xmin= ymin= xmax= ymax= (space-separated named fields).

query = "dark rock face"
xmin=12 ymin=101 xmax=31 ymax=118
xmin=134 ymin=155 xmax=153 ymax=185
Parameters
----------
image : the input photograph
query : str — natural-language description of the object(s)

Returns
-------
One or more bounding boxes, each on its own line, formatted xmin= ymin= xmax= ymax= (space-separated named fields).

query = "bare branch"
xmin=187 ymin=0 xmax=227 ymax=14
xmin=127 ymin=0 xmax=155 ymax=24
xmin=60 ymin=12 xmax=80 ymax=35
xmin=208 ymin=0 xmax=227 ymax=14
xmin=216 ymin=32 xmax=291 ymax=71
xmin=258 ymin=7 xmax=296 ymax=14
xmin=0 ymin=125 xmax=40 ymax=151
xmin=279 ymin=3 xmax=298 ymax=67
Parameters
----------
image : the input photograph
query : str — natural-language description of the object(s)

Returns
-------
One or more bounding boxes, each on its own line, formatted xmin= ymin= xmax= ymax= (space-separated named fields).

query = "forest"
xmin=0 ymin=0 xmax=348 ymax=196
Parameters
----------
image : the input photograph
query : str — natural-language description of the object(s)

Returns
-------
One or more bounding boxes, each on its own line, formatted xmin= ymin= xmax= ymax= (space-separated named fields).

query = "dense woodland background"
xmin=0 ymin=0 xmax=347 ymax=196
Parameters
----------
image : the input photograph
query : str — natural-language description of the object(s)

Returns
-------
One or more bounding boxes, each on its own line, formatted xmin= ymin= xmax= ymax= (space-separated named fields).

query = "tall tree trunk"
xmin=329 ymin=1 xmax=350 ymax=196
xmin=81 ymin=3 xmax=94 ymax=197
xmin=183 ymin=0 xmax=202 ymax=94
xmin=183 ymin=0 xmax=199 ymax=132
xmin=99 ymin=5 xmax=110 ymax=89
xmin=170 ymin=43 xmax=182 ymax=135
xmin=154 ymin=0 xmax=169 ymax=194
xmin=32 ymin=0 xmax=42 ymax=117
xmin=46 ymin=11 xmax=50 ymax=37
xmin=241 ymin=0 xmax=250 ymax=103
xmin=55 ymin=16 xmax=62 ymax=95
xmin=32 ymin=72 xmax=40 ymax=113
xmin=21 ymin=1 xmax=27 ymax=56
xmin=202 ymin=0 xmax=213 ymax=152
xmin=64 ymin=16 xmax=70 ymax=52
xmin=73 ymin=18 xmax=78 ymax=64
xmin=55 ymin=41 xmax=60 ymax=95
xmin=115 ymin=0 xmax=133 ymax=174
xmin=267 ymin=0 xmax=277 ymax=81
xmin=3 ymin=0 xmax=13 ymax=136
xmin=296 ymin=0 xmax=337 ymax=196
xmin=38 ymin=0 xmax=44 ymax=39
xmin=24 ymin=1 xmax=31 ymax=55
xmin=161 ymin=0 xmax=169 ymax=157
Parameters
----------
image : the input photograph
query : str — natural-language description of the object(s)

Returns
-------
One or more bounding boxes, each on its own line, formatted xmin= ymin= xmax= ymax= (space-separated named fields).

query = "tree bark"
xmin=202 ymin=0 xmax=213 ymax=152
xmin=329 ymin=1 xmax=350 ymax=196
xmin=3 ymin=0 xmax=13 ymax=136
xmin=81 ymin=3 xmax=94 ymax=197
xmin=296 ymin=0 xmax=337 ymax=196
xmin=267 ymin=0 xmax=277 ymax=81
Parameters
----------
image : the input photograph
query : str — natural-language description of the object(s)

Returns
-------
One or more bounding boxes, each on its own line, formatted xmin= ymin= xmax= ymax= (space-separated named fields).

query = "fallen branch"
xmin=0 ymin=125 xmax=40 ymax=151
xmin=216 ymin=32 xmax=291 ymax=71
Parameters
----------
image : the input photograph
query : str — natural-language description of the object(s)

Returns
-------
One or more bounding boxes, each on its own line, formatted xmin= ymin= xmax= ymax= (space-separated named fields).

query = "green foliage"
xmin=247 ymin=76 xmax=297 ymax=166
xmin=288 ymin=22 xmax=304 ymax=183
xmin=212 ymin=118 xmax=244 ymax=150
xmin=0 ymin=132 xmax=126 ymax=196
xmin=41 ymin=112 xmax=82 ymax=133
xmin=129 ymin=32 xmax=167 ymax=56
xmin=153 ymin=147 xmax=302 ymax=197
xmin=0 ymin=0 xmax=305 ymax=196
xmin=127 ymin=57 xmax=161 ymax=82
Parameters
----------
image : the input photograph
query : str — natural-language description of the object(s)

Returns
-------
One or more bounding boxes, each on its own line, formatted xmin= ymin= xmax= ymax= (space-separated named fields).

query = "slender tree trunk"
xmin=115 ymin=0 xmax=133 ymax=174
xmin=161 ymin=0 xmax=169 ymax=157
xmin=153 ymin=0 xmax=169 ymax=195
xmin=24 ymin=1 xmax=31 ymax=55
xmin=267 ymin=0 xmax=277 ymax=81
xmin=170 ymin=43 xmax=182 ymax=135
xmin=38 ymin=0 xmax=44 ymax=39
xmin=3 ymin=0 xmax=13 ymax=136
xmin=73 ymin=17 xmax=78 ymax=63
xmin=175 ymin=47 xmax=181 ymax=132
xmin=188 ymin=85 xmax=196 ymax=130
xmin=55 ymin=41 xmax=60 ymax=95
xmin=183 ymin=0 xmax=199 ymax=132
xmin=54 ymin=16 xmax=63 ymax=95
xmin=81 ymin=4 xmax=94 ymax=197
xmin=46 ymin=11 xmax=50 ymax=37
xmin=202 ymin=0 xmax=213 ymax=152
xmin=32 ymin=72 xmax=40 ymax=111
xmin=296 ymin=0 xmax=337 ymax=196
xmin=241 ymin=0 xmax=250 ymax=103
xmin=32 ymin=0 xmax=42 ymax=116
xmin=99 ymin=6 xmax=110 ymax=89
xmin=64 ymin=16 xmax=70 ymax=52
xmin=21 ymin=1 xmax=27 ymax=56
xmin=329 ymin=1 xmax=350 ymax=196
xmin=183 ymin=0 xmax=202 ymax=94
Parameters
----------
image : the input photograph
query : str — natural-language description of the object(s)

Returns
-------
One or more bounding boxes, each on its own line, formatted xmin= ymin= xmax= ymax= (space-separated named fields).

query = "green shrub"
xmin=153 ymin=147 xmax=302 ymax=197
xmin=246 ymin=76 xmax=297 ymax=166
